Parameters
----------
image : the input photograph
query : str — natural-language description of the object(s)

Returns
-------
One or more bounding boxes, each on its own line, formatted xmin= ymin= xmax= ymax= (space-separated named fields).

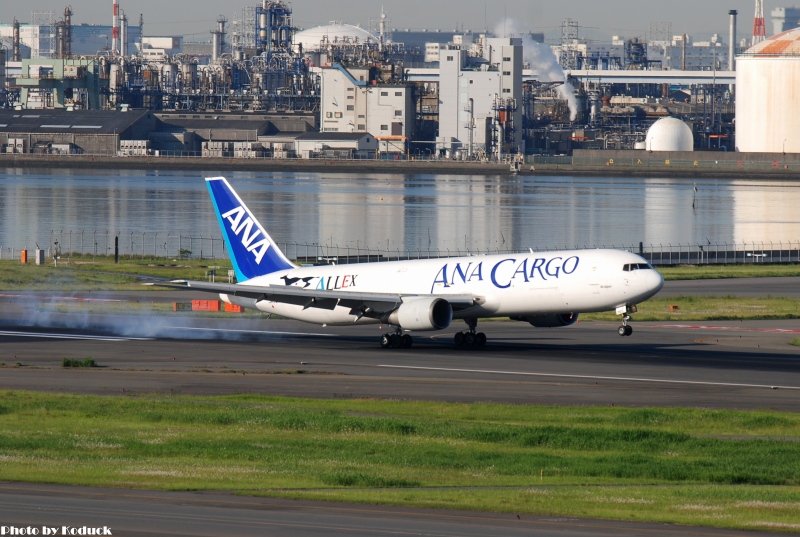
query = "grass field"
xmin=0 ymin=258 xmax=232 ymax=291
xmin=2 ymin=258 xmax=799 ymax=323
xmin=580 ymin=295 xmax=800 ymax=322
xmin=0 ymin=391 xmax=798 ymax=531
xmin=658 ymin=264 xmax=800 ymax=280
xmin=0 ymin=259 xmax=799 ymax=292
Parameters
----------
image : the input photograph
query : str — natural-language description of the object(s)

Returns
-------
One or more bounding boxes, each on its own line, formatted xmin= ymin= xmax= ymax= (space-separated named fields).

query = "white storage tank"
xmin=645 ymin=117 xmax=694 ymax=152
xmin=294 ymin=23 xmax=377 ymax=52
xmin=735 ymin=28 xmax=800 ymax=153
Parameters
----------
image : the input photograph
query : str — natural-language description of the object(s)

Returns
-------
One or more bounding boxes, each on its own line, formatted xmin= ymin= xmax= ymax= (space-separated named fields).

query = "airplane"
xmin=150 ymin=177 xmax=664 ymax=349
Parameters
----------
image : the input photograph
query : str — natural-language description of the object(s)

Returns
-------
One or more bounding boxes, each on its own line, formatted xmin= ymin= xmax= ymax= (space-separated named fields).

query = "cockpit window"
xmin=623 ymin=263 xmax=653 ymax=272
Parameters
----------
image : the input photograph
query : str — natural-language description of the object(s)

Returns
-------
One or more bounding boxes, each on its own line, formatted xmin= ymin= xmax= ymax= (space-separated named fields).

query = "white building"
xmin=424 ymin=42 xmax=441 ymax=63
xmin=772 ymin=7 xmax=800 ymax=35
xmin=319 ymin=64 xmax=415 ymax=153
xmin=651 ymin=35 xmax=728 ymax=70
xmin=437 ymin=37 xmax=524 ymax=158
xmin=138 ymin=37 xmax=183 ymax=56
xmin=295 ymin=132 xmax=378 ymax=159
xmin=0 ymin=24 xmax=51 ymax=59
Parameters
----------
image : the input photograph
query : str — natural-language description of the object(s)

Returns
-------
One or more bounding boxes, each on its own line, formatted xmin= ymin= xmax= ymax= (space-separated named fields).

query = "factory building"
xmin=735 ymin=27 xmax=800 ymax=153
xmin=555 ymin=34 xmax=729 ymax=71
xmin=0 ymin=21 xmax=142 ymax=58
xmin=0 ymin=109 xmax=156 ymax=154
xmin=295 ymin=132 xmax=378 ymax=159
xmin=437 ymin=37 xmax=524 ymax=158
xmin=319 ymin=64 xmax=415 ymax=153
xmin=15 ymin=58 xmax=104 ymax=109
xmin=771 ymin=7 xmax=800 ymax=35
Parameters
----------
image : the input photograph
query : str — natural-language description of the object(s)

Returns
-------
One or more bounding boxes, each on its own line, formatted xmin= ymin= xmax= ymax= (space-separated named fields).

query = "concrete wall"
xmin=574 ymin=149 xmax=800 ymax=164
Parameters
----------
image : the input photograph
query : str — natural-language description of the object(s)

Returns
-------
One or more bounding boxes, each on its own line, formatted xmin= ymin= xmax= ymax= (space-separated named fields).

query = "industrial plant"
xmin=0 ymin=0 xmax=798 ymax=159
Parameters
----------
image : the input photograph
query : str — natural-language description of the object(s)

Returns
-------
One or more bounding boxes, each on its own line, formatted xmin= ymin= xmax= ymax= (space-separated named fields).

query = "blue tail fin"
xmin=206 ymin=177 xmax=295 ymax=281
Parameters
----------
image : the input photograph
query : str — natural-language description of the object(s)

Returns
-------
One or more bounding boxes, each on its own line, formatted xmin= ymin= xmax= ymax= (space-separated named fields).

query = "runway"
xmin=1 ymin=303 xmax=799 ymax=411
xmin=1 ymin=286 xmax=799 ymax=535
xmin=0 ymin=482 xmax=778 ymax=537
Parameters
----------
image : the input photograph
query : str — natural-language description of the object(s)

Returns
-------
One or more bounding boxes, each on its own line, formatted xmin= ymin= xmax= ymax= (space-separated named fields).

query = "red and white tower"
xmin=752 ymin=0 xmax=766 ymax=46
xmin=111 ymin=0 xmax=120 ymax=53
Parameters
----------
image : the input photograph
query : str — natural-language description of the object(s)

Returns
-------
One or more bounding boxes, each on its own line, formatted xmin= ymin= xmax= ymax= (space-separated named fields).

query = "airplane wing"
xmin=145 ymin=279 xmax=481 ymax=316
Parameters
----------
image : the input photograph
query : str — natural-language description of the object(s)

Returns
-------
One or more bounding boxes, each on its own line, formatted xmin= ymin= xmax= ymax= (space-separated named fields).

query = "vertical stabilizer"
xmin=206 ymin=177 xmax=295 ymax=281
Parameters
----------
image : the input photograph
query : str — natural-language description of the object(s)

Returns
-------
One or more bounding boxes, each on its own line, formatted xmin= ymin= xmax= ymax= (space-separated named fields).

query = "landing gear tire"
xmin=476 ymin=332 xmax=487 ymax=347
xmin=625 ymin=325 xmax=633 ymax=336
xmin=455 ymin=318 xmax=487 ymax=349
xmin=618 ymin=326 xmax=627 ymax=337
xmin=380 ymin=331 xmax=413 ymax=349
xmin=390 ymin=334 xmax=402 ymax=348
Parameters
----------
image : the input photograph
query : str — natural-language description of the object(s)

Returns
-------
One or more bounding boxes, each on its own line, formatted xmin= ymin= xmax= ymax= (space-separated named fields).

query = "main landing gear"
xmin=454 ymin=319 xmax=487 ymax=348
xmin=380 ymin=328 xmax=413 ymax=349
xmin=618 ymin=314 xmax=633 ymax=337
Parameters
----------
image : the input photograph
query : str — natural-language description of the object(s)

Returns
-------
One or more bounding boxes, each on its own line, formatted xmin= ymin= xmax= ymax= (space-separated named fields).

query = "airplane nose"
xmin=649 ymin=270 xmax=665 ymax=293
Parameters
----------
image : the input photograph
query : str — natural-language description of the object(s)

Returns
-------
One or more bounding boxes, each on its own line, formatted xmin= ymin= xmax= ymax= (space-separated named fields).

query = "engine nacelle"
xmin=385 ymin=297 xmax=453 ymax=331
xmin=513 ymin=313 xmax=578 ymax=328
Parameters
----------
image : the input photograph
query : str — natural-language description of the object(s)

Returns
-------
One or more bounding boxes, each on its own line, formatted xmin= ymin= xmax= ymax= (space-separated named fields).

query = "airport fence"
xmin=2 ymin=231 xmax=800 ymax=267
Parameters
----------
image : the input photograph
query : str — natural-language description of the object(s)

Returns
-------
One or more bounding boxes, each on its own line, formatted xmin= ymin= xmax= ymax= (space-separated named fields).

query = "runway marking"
xmin=378 ymin=365 xmax=800 ymax=391
xmin=0 ymin=330 xmax=151 ymax=342
xmin=0 ymin=293 xmax=123 ymax=302
xmin=164 ymin=326 xmax=339 ymax=337
xmin=653 ymin=324 xmax=800 ymax=334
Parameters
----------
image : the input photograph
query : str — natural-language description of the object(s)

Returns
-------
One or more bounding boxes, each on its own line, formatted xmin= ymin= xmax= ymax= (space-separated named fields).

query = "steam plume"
xmin=494 ymin=19 xmax=578 ymax=121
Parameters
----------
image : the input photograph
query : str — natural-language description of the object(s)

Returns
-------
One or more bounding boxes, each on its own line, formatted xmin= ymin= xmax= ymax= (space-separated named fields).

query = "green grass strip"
xmin=2 ymin=260 xmax=800 ymax=291
xmin=581 ymin=295 xmax=800 ymax=322
xmin=0 ymin=391 xmax=799 ymax=530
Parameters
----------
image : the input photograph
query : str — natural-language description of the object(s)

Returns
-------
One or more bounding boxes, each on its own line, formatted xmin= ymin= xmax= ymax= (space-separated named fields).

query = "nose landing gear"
xmin=616 ymin=304 xmax=638 ymax=337
xmin=617 ymin=313 xmax=634 ymax=337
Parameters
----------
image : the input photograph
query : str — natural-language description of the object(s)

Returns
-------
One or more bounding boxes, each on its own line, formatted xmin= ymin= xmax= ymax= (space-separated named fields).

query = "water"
xmin=2 ymin=167 xmax=800 ymax=253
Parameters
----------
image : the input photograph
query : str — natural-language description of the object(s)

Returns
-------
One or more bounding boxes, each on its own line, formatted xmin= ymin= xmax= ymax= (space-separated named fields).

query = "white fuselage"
xmin=221 ymin=249 xmax=663 ymax=328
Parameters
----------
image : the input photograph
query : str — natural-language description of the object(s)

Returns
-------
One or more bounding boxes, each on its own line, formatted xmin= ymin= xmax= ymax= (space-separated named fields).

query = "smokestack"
xmin=217 ymin=16 xmax=227 ymax=56
xmin=681 ymin=34 xmax=687 ymax=70
xmin=56 ymin=21 xmax=64 ymax=59
xmin=12 ymin=19 xmax=20 ymax=62
xmin=112 ymin=0 xmax=120 ymax=54
xmin=64 ymin=6 xmax=72 ymax=57
xmin=120 ymin=14 xmax=128 ymax=57
xmin=728 ymin=10 xmax=737 ymax=71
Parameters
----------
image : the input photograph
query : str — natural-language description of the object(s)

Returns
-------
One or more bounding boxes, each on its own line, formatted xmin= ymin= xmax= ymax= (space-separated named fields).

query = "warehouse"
xmin=0 ymin=109 xmax=156 ymax=155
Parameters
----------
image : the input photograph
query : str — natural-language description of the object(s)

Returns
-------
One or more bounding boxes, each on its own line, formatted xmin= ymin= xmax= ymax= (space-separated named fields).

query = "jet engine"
xmin=385 ymin=297 xmax=453 ymax=331
xmin=513 ymin=313 xmax=578 ymax=328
